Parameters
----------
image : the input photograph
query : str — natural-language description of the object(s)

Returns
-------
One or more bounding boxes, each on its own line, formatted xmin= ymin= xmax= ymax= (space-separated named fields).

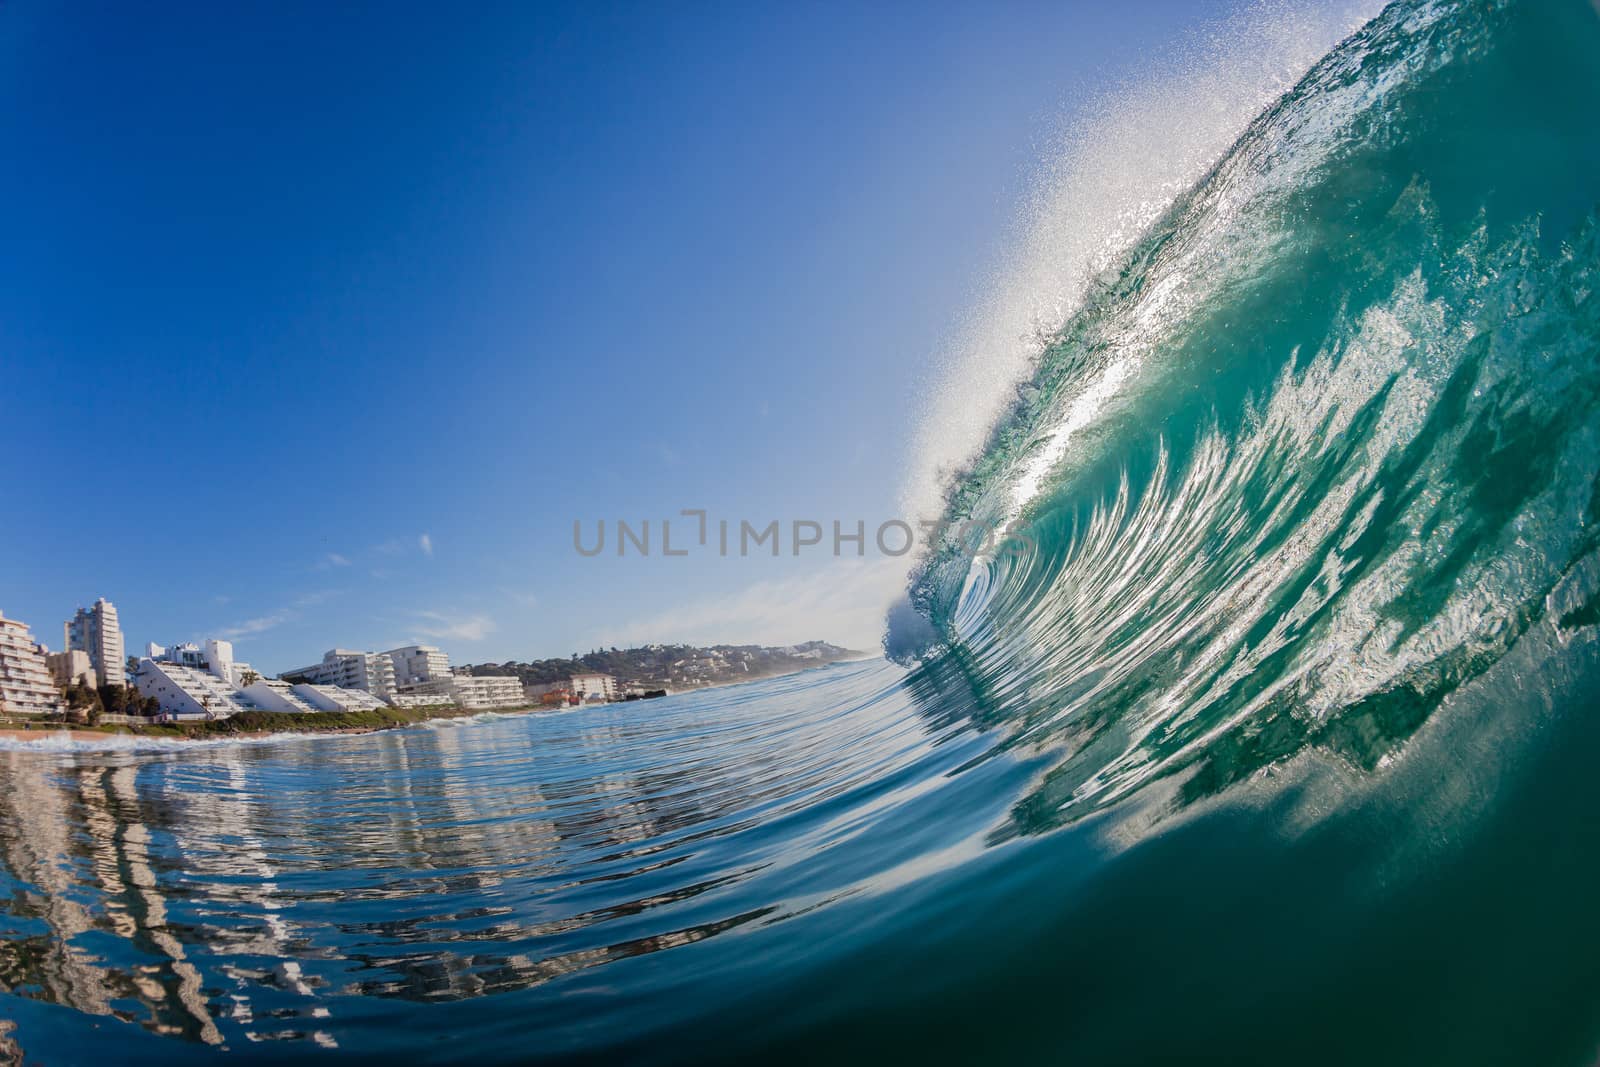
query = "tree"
xmin=240 ymin=670 xmax=260 ymax=687
xmin=98 ymin=685 xmax=128 ymax=716
xmin=62 ymin=681 xmax=104 ymax=724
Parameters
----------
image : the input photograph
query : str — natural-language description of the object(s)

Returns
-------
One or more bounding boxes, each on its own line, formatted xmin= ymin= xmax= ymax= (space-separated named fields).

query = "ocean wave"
xmin=895 ymin=0 xmax=1600 ymax=830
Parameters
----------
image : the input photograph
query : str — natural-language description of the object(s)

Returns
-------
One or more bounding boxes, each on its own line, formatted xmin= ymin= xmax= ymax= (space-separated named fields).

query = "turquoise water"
xmin=6 ymin=0 xmax=1600 ymax=1061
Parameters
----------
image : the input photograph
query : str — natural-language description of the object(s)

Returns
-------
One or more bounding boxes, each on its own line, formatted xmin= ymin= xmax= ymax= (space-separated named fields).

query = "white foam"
xmin=0 ymin=725 xmax=405 ymax=755
xmin=0 ymin=730 xmax=288 ymax=755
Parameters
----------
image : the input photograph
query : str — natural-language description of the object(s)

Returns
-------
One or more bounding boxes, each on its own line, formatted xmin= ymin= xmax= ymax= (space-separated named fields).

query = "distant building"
xmin=147 ymin=642 xmax=204 ymax=669
xmin=448 ymin=675 xmax=525 ymax=709
xmin=568 ymin=672 xmax=617 ymax=703
xmin=240 ymin=680 xmax=321 ymax=714
xmin=132 ymin=659 xmax=260 ymax=721
xmin=282 ymin=649 xmax=397 ymax=700
xmin=385 ymin=645 xmax=451 ymax=688
xmin=47 ymin=649 xmax=96 ymax=690
xmin=0 ymin=612 xmax=66 ymax=717
xmin=387 ymin=691 xmax=446 ymax=709
xmin=64 ymin=598 xmax=124 ymax=689
xmin=147 ymin=639 xmax=258 ymax=688
xmin=201 ymin=638 xmax=258 ymax=687
xmin=289 ymin=684 xmax=389 ymax=713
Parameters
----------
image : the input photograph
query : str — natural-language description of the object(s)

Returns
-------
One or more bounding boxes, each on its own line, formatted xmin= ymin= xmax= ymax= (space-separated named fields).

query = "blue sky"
xmin=2 ymin=0 xmax=1262 ymax=672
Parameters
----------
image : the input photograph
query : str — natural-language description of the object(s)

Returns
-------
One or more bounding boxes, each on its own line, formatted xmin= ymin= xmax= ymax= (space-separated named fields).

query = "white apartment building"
xmin=282 ymin=649 xmax=396 ymax=700
xmin=47 ymin=649 xmax=96 ymax=689
xmin=202 ymin=638 xmax=258 ymax=687
xmin=147 ymin=642 xmax=205 ymax=670
xmin=390 ymin=677 xmax=457 ymax=704
xmin=388 ymin=691 xmax=449 ymax=709
xmin=449 ymin=675 xmax=526 ymax=709
xmin=385 ymin=645 xmax=451 ymax=688
xmin=132 ymin=659 xmax=261 ymax=721
xmin=240 ymin=680 xmax=320 ymax=714
xmin=568 ymin=672 xmax=618 ymax=703
xmin=0 ymin=612 xmax=66 ymax=717
xmin=290 ymin=684 xmax=389 ymax=713
xmin=64 ymin=598 xmax=124 ymax=689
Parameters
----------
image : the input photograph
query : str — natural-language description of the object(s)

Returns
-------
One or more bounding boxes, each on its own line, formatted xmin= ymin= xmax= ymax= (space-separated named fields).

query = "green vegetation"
xmin=98 ymin=685 xmax=162 ymax=719
xmin=462 ymin=640 xmax=862 ymax=691
xmin=49 ymin=683 xmax=162 ymax=727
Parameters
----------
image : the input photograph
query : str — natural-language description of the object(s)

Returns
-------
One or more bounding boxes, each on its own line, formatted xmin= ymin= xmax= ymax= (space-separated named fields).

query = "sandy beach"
xmin=0 ymin=727 xmax=122 ymax=745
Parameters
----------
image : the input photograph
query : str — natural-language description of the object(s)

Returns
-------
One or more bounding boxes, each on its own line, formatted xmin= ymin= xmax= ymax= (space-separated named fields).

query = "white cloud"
xmin=373 ymin=535 xmax=434 ymax=559
xmin=218 ymin=590 xmax=341 ymax=642
xmin=506 ymin=589 xmax=539 ymax=608
xmin=412 ymin=610 xmax=495 ymax=643
xmin=324 ymin=552 xmax=351 ymax=567
xmin=591 ymin=557 xmax=909 ymax=651
xmin=220 ymin=612 xmax=292 ymax=640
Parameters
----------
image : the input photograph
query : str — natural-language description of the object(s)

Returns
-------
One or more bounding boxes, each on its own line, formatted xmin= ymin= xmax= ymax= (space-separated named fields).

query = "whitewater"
xmin=3 ymin=1 xmax=1599 ymax=1063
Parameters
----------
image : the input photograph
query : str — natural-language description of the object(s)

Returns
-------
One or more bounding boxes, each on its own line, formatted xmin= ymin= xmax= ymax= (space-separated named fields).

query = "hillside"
xmin=462 ymin=640 xmax=868 ymax=692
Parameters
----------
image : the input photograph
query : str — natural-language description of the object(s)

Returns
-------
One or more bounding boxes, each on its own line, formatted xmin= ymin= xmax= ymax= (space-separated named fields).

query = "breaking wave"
xmin=895 ymin=0 xmax=1600 ymax=830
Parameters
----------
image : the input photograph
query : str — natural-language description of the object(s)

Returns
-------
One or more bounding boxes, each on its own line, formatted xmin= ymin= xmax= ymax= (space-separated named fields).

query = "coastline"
xmin=0 ymin=727 xmax=111 ymax=745
xmin=624 ymin=654 xmax=882 ymax=698
xmin=0 ymin=703 xmax=533 ymax=747
xmin=0 ymin=721 xmax=415 ymax=745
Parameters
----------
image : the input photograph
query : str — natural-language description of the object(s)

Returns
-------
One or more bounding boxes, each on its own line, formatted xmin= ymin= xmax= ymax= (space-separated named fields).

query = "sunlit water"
xmin=5 ymin=647 xmax=1600 ymax=1064
xmin=0 ymin=664 xmax=1023 ymax=1061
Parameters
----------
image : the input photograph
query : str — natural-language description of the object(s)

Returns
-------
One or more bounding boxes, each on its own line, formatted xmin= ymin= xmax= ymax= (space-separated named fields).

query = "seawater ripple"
xmin=0 ymin=662 xmax=1024 ymax=1055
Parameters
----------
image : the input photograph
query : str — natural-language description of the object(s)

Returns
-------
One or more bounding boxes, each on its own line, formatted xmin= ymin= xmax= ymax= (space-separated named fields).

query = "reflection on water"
xmin=0 ymin=661 xmax=1010 ymax=1054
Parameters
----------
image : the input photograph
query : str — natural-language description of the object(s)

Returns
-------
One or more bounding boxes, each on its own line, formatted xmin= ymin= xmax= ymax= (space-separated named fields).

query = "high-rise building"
xmin=63 ymin=598 xmax=124 ymax=689
xmin=0 ymin=611 xmax=66 ymax=717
